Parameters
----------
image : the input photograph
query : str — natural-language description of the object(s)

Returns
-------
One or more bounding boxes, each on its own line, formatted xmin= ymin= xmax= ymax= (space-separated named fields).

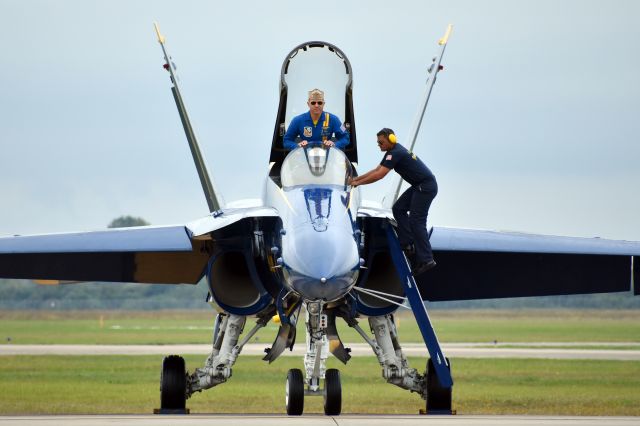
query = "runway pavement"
xmin=1 ymin=343 xmax=640 ymax=360
xmin=0 ymin=415 xmax=639 ymax=426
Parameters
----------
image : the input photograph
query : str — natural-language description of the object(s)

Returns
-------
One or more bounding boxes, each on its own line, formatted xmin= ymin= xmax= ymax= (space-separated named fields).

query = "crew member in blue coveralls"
xmin=283 ymin=89 xmax=349 ymax=150
xmin=349 ymin=128 xmax=438 ymax=276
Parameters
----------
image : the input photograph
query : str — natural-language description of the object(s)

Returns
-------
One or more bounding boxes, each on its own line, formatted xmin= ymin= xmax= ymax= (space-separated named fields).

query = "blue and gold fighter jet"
xmin=1 ymin=24 xmax=639 ymax=415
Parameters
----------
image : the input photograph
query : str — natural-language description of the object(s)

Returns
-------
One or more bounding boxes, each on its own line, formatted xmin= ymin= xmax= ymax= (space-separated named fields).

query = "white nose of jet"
xmin=281 ymin=228 xmax=360 ymax=301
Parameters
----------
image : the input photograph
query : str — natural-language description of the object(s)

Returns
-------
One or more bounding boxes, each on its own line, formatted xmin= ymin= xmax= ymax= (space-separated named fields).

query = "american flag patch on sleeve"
xmin=386 ymin=154 xmax=392 ymax=160
xmin=340 ymin=124 xmax=346 ymax=132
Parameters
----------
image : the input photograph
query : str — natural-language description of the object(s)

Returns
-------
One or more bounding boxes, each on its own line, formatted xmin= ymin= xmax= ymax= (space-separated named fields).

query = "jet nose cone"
xmin=283 ymin=270 xmax=358 ymax=302
xmin=282 ymin=228 xmax=360 ymax=301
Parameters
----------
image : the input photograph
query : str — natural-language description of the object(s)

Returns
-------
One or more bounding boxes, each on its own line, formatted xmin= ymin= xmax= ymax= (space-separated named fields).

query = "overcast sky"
xmin=1 ymin=0 xmax=639 ymax=241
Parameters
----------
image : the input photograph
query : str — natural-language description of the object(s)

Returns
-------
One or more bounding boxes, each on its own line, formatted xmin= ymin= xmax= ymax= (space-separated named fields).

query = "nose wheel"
xmin=323 ymin=368 xmax=342 ymax=415
xmin=285 ymin=368 xmax=343 ymax=415
xmin=285 ymin=369 xmax=304 ymax=415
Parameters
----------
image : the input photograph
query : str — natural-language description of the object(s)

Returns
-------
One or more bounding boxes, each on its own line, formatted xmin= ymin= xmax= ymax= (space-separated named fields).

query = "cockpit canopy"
xmin=270 ymin=41 xmax=358 ymax=164
xmin=282 ymin=47 xmax=349 ymax=129
xmin=281 ymin=146 xmax=352 ymax=189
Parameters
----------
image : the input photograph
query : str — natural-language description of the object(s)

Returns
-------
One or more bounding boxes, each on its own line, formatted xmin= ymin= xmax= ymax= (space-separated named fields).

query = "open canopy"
xmin=270 ymin=41 xmax=358 ymax=164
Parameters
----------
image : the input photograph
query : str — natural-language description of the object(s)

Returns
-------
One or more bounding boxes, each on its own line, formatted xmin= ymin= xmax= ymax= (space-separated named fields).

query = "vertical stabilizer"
xmin=154 ymin=23 xmax=224 ymax=213
xmin=382 ymin=25 xmax=452 ymax=208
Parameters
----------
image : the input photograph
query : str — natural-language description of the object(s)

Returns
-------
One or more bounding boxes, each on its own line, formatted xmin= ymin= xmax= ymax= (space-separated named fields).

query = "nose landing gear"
xmin=284 ymin=301 xmax=344 ymax=415
xmin=284 ymin=367 xmax=342 ymax=416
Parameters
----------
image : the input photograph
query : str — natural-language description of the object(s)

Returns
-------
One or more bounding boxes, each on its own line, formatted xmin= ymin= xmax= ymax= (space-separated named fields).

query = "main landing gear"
xmin=157 ymin=311 xmax=269 ymax=414
xmin=350 ymin=313 xmax=453 ymax=414
xmin=156 ymin=306 xmax=449 ymax=415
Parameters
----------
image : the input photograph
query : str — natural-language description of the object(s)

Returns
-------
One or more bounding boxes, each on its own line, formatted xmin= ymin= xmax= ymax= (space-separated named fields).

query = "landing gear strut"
xmin=350 ymin=313 xmax=454 ymax=414
xmin=156 ymin=312 xmax=269 ymax=414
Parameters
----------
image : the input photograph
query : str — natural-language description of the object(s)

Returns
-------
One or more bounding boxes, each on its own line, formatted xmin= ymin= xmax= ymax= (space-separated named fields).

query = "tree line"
xmin=0 ymin=278 xmax=638 ymax=310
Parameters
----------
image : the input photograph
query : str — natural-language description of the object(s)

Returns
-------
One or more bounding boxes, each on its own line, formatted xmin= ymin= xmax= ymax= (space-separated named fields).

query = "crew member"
xmin=350 ymin=128 xmax=438 ymax=275
xmin=283 ymin=89 xmax=349 ymax=150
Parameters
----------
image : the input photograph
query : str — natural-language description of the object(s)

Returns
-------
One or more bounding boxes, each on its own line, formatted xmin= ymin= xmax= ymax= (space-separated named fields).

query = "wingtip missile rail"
xmin=152 ymin=22 xmax=224 ymax=213
xmin=153 ymin=22 xmax=165 ymax=45
xmin=384 ymin=24 xmax=453 ymax=207
xmin=438 ymin=24 xmax=453 ymax=46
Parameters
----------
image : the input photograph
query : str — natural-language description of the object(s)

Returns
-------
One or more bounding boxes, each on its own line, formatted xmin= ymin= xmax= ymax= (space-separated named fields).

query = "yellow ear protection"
xmin=377 ymin=127 xmax=397 ymax=144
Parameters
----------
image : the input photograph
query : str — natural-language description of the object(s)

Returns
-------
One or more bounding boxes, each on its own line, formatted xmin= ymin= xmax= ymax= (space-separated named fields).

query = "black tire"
xmin=285 ymin=368 xmax=304 ymax=415
xmin=426 ymin=357 xmax=452 ymax=413
xmin=324 ymin=368 xmax=342 ymax=415
xmin=160 ymin=355 xmax=187 ymax=410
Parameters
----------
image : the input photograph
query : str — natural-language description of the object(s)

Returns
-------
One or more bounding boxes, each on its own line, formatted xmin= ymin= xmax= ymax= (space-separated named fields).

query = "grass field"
xmin=1 ymin=309 xmax=639 ymax=345
xmin=1 ymin=309 xmax=639 ymax=416
xmin=0 ymin=355 xmax=638 ymax=415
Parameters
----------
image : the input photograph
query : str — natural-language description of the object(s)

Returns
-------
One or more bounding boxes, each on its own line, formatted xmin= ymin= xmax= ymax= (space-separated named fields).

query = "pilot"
xmin=349 ymin=128 xmax=438 ymax=276
xmin=283 ymin=89 xmax=350 ymax=150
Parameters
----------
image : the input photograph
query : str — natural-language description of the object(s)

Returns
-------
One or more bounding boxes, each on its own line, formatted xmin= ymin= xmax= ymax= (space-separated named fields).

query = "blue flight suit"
xmin=283 ymin=111 xmax=350 ymax=150
xmin=380 ymin=143 xmax=438 ymax=264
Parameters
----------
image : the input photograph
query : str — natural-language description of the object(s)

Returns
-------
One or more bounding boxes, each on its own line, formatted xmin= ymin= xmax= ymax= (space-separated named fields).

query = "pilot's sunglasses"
xmin=310 ymin=101 xmax=324 ymax=105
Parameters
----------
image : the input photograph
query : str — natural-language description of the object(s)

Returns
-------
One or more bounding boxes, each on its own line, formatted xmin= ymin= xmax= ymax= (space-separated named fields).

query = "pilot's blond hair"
xmin=308 ymin=89 xmax=324 ymax=101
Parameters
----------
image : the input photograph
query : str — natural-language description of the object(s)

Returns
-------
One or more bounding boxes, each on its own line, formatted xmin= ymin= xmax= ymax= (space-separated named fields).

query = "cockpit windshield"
xmin=281 ymin=146 xmax=352 ymax=189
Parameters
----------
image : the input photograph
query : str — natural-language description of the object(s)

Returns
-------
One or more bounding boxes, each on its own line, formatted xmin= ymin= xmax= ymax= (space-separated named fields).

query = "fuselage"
xmin=265 ymin=146 xmax=361 ymax=302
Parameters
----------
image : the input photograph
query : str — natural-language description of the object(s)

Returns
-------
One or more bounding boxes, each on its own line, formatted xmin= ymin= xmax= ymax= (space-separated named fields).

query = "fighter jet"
xmin=0 ymin=24 xmax=638 ymax=416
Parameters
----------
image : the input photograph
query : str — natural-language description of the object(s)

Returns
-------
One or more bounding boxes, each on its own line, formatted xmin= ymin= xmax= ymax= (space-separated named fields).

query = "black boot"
xmin=412 ymin=260 xmax=437 ymax=276
xmin=402 ymin=244 xmax=416 ymax=266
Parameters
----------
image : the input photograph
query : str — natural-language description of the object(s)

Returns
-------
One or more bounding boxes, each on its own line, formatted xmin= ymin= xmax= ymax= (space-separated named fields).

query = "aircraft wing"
xmin=423 ymin=227 xmax=640 ymax=301
xmin=0 ymin=206 xmax=278 ymax=284
xmin=358 ymin=208 xmax=640 ymax=301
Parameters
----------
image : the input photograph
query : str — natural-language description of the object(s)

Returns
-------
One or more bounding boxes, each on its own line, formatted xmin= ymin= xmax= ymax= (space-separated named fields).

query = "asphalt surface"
xmin=0 ymin=415 xmax=639 ymax=426
xmin=2 ymin=343 xmax=639 ymax=360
